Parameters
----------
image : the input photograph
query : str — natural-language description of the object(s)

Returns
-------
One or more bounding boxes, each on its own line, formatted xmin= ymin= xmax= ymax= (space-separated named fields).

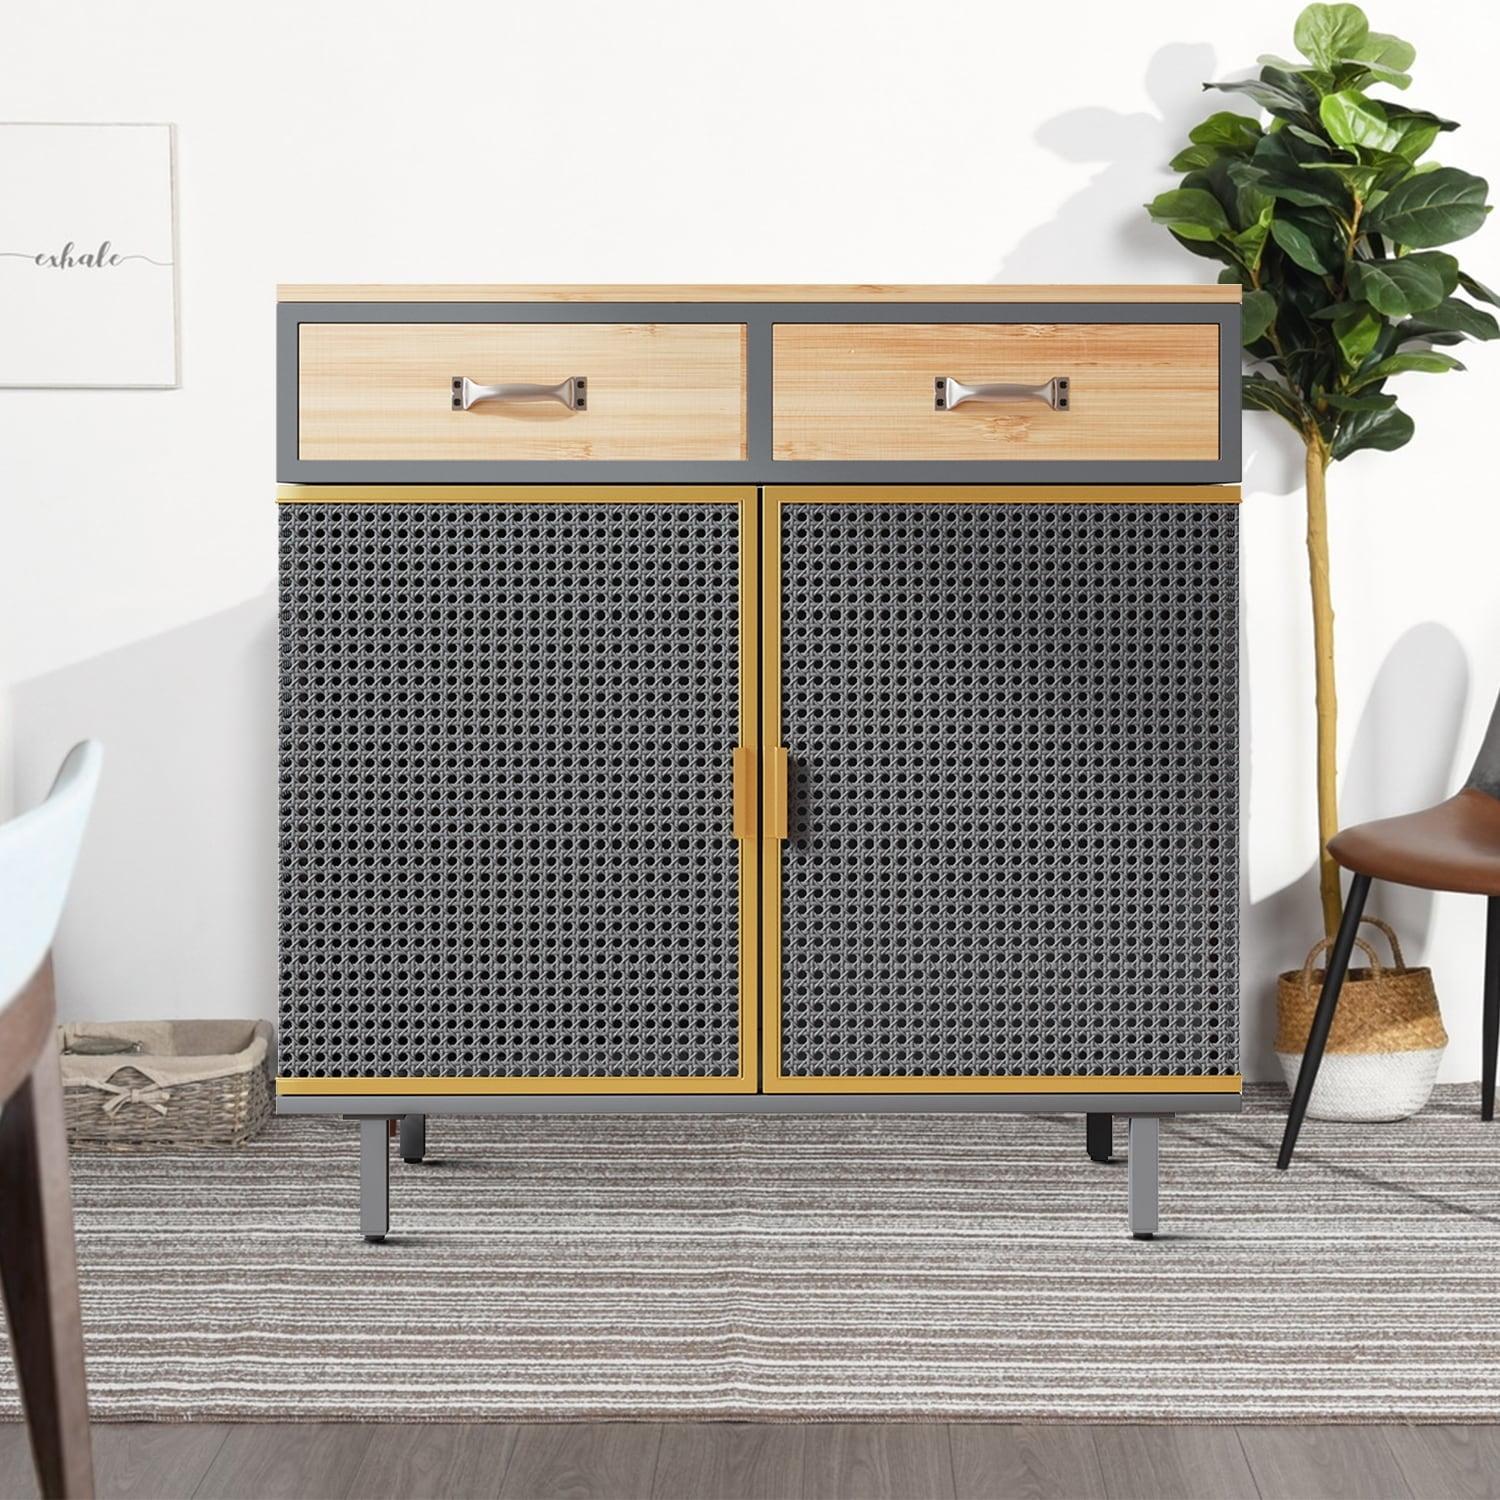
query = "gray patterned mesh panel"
xmin=778 ymin=503 xmax=1239 ymax=1079
xmin=278 ymin=503 xmax=741 ymax=1079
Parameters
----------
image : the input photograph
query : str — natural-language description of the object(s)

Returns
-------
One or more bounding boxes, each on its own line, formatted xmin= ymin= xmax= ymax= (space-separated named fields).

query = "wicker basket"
xmin=59 ymin=1020 xmax=274 ymax=1149
xmin=1276 ymin=918 xmax=1446 ymax=1122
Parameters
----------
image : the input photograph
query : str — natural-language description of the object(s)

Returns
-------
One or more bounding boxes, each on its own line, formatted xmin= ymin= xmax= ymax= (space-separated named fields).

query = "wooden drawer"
xmin=298 ymin=322 xmax=747 ymax=462
xmin=772 ymin=323 xmax=1220 ymax=463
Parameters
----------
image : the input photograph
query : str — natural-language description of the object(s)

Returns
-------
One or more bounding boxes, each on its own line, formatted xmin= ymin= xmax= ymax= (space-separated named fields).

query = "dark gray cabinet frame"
xmin=276 ymin=300 xmax=1241 ymax=486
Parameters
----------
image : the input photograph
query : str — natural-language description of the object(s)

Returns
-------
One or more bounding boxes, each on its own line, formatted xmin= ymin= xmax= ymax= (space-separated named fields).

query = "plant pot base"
xmin=1276 ymin=1047 xmax=1445 ymax=1122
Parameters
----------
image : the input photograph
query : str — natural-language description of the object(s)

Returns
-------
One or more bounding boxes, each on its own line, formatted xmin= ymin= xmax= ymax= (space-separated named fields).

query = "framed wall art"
xmin=0 ymin=122 xmax=179 ymax=388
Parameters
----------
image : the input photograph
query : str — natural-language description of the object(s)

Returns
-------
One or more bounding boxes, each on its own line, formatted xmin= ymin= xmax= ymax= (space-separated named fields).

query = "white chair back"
xmin=0 ymin=741 xmax=103 ymax=1008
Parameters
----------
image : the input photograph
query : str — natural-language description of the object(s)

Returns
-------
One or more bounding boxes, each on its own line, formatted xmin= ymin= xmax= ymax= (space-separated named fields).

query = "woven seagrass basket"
xmin=59 ymin=1020 xmax=274 ymax=1149
xmin=1276 ymin=917 xmax=1446 ymax=1122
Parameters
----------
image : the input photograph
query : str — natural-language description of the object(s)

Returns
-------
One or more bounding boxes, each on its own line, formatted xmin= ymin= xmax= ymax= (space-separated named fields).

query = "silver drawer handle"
xmin=934 ymin=375 xmax=1070 ymax=412
xmin=451 ymin=375 xmax=587 ymax=412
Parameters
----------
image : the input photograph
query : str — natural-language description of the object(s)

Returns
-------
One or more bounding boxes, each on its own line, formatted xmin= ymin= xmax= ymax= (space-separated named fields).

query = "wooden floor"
xmin=3 ymin=1421 xmax=1500 ymax=1499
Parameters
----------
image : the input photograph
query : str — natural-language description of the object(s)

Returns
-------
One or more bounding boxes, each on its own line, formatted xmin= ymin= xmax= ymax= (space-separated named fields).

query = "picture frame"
xmin=0 ymin=122 xmax=180 ymax=389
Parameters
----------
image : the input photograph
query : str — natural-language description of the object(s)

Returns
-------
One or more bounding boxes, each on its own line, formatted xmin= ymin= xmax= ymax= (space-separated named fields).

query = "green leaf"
xmin=1164 ymin=232 xmax=1241 ymax=267
xmin=1281 ymin=128 xmax=1336 ymax=166
xmin=1234 ymin=159 xmax=1350 ymax=211
xmin=1270 ymin=212 xmax=1340 ymax=273
xmin=1300 ymin=159 xmax=1384 ymax=196
xmin=1401 ymin=330 xmax=1469 ymax=347
xmin=1204 ymin=68 xmax=1318 ymax=124
xmin=1283 ymin=124 xmax=1335 ymax=156
xmin=1346 ymin=251 xmax=1459 ymax=316
xmin=1349 ymin=30 xmax=1415 ymax=71
xmin=1190 ymin=154 xmax=1242 ymax=212
xmin=1241 ymin=289 xmax=1277 ymax=343
xmin=1262 ymin=52 xmax=1340 ymax=96
xmin=1321 ymin=391 xmax=1396 ymax=411
xmin=1144 ymin=187 xmax=1232 ymax=241
xmin=1236 ymin=175 xmax=1277 ymax=228
xmin=1458 ymin=270 xmax=1500 ymax=307
xmin=1349 ymin=349 xmax=1466 ymax=389
xmin=1331 ymin=306 xmax=1384 ymax=368
xmin=1189 ymin=112 xmax=1263 ymax=152
xmin=1398 ymin=297 xmax=1500 ymax=341
xmin=1331 ymin=403 xmax=1415 ymax=458
xmin=1170 ymin=143 xmax=1221 ymax=172
xmin=1331 ymin=62 xmax=1406 ymax=94
xmin=1204 ymin=76 xmax=1287 ymax=113
xmin=1388 ymin=125 xmax=1440 ymax=164
xmin=1355 ymin=151 xmax=1425 ymax=196
xmin=1338 ymin=31 xmax=1416 ymax=90
xmin=1261 ymin=64 xmax=1325 ymax=119
xmin=1367 ymin=167 xmax=1492 ymax=247
xmin=1258 ymin=52 xmax=1311 ymax=74
xmin=1232 ymin=211 xmax=1275 ymax=274
xmin=1243 ymin=374 xmax=1307 ymax=430
xmin=1294 ymin=4 xmax=1369 ymax=71
xmin=1383 ymin=106 xmax=1457 ymax=164
xmin=1355 ymin=60 xmax=1413 ymax=90
xmin=1320 ymin=89 xmax=1400 ymax=154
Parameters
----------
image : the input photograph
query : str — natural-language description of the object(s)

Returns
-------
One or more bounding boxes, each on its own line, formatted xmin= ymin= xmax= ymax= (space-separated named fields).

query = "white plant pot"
xmin=1277 ymin=1046 xmax=1445 ymax=1122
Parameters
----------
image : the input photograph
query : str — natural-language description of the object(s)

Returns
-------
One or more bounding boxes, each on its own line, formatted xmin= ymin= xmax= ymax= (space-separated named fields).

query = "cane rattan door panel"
xmin=765 ymin=489 xmax=1240 ymax=1092
xmin=277 ymin=489 xmax=757 ymax=1094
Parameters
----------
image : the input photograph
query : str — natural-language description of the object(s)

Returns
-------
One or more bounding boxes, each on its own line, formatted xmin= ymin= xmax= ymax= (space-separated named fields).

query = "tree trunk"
xmin=1305 ymin=438 xmax=1342 ymax=941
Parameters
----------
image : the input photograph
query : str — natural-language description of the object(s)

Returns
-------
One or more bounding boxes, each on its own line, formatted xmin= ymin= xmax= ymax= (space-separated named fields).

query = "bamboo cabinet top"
xmin=278 ymin=283 xmax=1242 ymax=304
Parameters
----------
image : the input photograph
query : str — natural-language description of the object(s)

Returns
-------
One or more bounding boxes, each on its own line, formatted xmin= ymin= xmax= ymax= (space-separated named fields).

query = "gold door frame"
xmin=761 ymin=485 xmax=1242 ymax=1096
xmin=276 ymin=484 xmax=759 ymax=1097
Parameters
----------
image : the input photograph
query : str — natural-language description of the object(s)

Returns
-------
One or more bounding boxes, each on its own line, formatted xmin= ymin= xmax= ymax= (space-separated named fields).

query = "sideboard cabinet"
xmin=275 ymin=285 xmax=1242 ymax=1239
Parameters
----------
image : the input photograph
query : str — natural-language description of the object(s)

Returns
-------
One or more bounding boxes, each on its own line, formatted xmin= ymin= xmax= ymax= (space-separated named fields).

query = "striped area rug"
xmin=3 ymin=1085 xmax=1498 ymax=1422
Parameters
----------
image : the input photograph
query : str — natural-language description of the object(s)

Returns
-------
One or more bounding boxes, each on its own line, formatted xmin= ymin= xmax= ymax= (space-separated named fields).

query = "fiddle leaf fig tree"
xmin=1145 ymin=3 xmax=1495 ymax=941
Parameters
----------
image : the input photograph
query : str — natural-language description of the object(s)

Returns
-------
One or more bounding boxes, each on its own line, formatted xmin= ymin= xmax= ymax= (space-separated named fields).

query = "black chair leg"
xmin=1086 ymin=1113 xmax=1113 ymax=1163
xmin=1277 ymin=872 xmax=1372 ymax=1170
xmin=1483 ymin=896 xmax=1499 ymax=1123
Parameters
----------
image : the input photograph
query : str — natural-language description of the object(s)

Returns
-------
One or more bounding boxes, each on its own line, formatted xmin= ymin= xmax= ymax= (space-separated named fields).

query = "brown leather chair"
xmin=1278 ymin=698 xmax=1500 ymax=1169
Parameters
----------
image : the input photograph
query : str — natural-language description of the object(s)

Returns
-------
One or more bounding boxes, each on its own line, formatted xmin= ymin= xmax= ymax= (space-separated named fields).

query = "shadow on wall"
xmin=1240 ymin=623 xmax=1471 ymax=1077
xmin=10 ymin=592 xmax=277 ymax=1025
xmin=993 ymin=43 xmax=1220 ymax=284
xmin=991 ymin=40 xmax=1304 ymax=500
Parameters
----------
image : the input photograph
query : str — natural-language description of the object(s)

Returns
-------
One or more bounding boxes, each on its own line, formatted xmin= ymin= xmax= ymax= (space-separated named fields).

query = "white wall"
xmin=3 ymin=0 xmax=1499 ymax=1081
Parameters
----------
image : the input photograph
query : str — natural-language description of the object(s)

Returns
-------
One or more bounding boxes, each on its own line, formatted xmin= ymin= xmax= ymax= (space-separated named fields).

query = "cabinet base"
xmin=307 ymin=1091 xmax=1231 ymax=1242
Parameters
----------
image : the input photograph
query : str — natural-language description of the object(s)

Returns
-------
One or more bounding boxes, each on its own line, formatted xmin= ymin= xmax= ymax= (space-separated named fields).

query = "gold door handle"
xmin=732 ymin=747 xmax=757 ymax=839
xmin=732 ymin=747 xmax=789 ymax=840
xmin=765 ymin=748 xmax=789 ymax=841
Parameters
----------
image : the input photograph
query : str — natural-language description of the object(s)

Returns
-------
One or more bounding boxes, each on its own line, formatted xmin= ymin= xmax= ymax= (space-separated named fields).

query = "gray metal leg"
xmin=360 ymin=1118 xmax=389 ymax=1242
xmin=399 ymin=1112 xmax=427 ymax=1163
xmin=1128 ymin=1115 xmax=1160 ymax=1240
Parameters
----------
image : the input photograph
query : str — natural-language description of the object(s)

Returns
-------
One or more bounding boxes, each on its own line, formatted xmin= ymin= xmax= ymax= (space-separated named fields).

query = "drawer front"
xmin=277 ymin=494 xmax=756 ymax=1091
xmin=298 ymin=322 xmax=747 ymax=463
xmin=766 ymin=492 xmax=1240 ymax=1091
xmin=773 ymin=323 xmax=1220 ymax=463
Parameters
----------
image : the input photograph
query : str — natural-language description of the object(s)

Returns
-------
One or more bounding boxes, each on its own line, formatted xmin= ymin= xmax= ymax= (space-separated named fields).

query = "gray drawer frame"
xmin=277 ymin=300 xmax=1242 ymax=486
